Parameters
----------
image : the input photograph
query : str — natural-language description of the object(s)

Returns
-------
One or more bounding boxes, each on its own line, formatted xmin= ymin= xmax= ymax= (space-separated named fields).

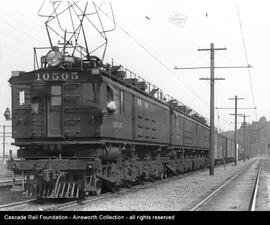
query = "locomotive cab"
xmin=10 ymin=70 xmax=103 ymax=141
xmin=8 ymin=55 xmax=110 ymax=197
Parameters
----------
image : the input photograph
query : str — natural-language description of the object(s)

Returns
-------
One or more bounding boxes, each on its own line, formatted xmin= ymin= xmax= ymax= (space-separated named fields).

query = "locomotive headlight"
xmin=46 ymin=47 xmax=62 ymax=67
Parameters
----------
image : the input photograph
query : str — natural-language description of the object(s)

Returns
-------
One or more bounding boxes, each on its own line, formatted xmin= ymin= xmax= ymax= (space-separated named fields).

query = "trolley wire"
xmin=99 ymin=5 xmax=235 ymax=129
xmin=236 ymin=4 xmax=258 ymax=121
xmin=99 ymin=6 xmax=214 ymax=116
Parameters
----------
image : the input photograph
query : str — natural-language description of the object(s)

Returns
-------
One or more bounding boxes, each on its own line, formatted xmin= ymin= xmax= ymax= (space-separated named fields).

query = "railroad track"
xmin=0 ymin=174 xmax=12 ymax=187
xmin=42 ymin=163 xmax=244 ymax=211
xmin=0 ymin=165 xmax=212 ymax=211
xmin=249 ymin=158 xmax=261 ymax=211
xmin=190 ymin=158 xmax=262 ymax=211
xmin=0 ymin=177 xmax=22 ymax=188
xmin=0 ymin=174 xmax=12 ymax=179
xmin=0 ymin=199 xmax=36 ymax=211
xmin=0 ymin=161 xmax=252 ymax=211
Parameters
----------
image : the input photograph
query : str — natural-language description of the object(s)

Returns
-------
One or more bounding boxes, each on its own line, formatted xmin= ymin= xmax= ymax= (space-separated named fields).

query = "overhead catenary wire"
xmin=236 ymin=4 xmax=258 ymax=121
xmin=0 ymin=18 xmax=47 ymax=46
xmin=215 ymin=81 xmax=234 ymax=130
xmin=130 ymin=9 xmax=234 ymax=129
xmin=116 ymin=23 xmax=210 ymax=107
xmin=99 ymin=5 xmax=237 ymax=129
xmin=99 ymin=6 xmax=221 ymax=119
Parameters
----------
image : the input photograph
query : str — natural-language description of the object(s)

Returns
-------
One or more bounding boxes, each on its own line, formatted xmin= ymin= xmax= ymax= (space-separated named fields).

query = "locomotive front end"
xmin=7 ymin=47 xmax=107 ymax=198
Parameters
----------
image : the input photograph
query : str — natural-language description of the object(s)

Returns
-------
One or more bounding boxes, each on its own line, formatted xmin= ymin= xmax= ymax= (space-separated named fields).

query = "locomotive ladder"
xmin=63 ymin=82 xmax=81 ymax=136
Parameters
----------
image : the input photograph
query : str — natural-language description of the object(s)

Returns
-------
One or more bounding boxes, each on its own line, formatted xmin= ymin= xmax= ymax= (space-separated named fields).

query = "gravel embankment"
xmin=81 ymin=158 xmax=258 ymax=211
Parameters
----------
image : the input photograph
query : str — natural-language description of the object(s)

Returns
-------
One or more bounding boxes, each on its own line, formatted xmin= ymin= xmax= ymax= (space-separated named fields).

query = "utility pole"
xmin=229 ymin=95 xmax=244 ymax=165
xmin=239 ymin=114 xmax=250 ymax=162
xmin=197 ymin=43 xmax=226 ymax=175
xmin=174 ymin=43 xmax=251 ymax=176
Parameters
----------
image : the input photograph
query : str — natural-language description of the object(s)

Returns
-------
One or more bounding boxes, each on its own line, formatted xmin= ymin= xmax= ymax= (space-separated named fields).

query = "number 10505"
xmin=36 ymin=72 xmax=79 ymax=81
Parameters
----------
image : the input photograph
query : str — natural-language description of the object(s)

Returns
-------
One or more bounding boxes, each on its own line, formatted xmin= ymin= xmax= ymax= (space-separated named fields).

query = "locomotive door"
xmin=47 ymin=85 xmax=63 ymax=137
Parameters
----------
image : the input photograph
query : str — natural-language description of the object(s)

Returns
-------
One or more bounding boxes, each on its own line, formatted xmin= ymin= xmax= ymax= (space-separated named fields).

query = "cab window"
xmin=15 ymin=85 xmax=30 ymax=106
xmin=107 ymin=85 xmax=124 ymax=114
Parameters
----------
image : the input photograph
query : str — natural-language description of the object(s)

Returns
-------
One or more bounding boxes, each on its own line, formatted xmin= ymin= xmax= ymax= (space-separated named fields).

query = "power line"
xmin=0 ymin=19 xmax=47 ymax=46
xmin=99 ymin=7 xmax=210 ymax=111
xmin=100 ymin=6 xmax=238 ymax=128
xmin=118 ymin=24 xmax=210 ymax=107
xmin=236 ymin=4 xmax=258 ymax=120
xmin=1 ymin=7 xmax=45 ymax=42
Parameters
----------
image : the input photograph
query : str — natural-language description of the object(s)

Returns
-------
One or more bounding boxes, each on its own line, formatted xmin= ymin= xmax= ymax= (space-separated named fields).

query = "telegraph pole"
xmin=229 ymin=96 xmax=244 ymax=165
xmin=174 ymin=43 xmax=251 ymax=176
xmin=239 ymin=114 xmax=250 ymax=162
xmin=197 ymin=43 xmax=226 ymax=175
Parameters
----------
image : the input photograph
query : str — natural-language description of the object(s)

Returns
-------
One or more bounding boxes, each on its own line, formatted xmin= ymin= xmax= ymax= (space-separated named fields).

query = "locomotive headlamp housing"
xmin=46 ymin=47 xmax=62 ymax=67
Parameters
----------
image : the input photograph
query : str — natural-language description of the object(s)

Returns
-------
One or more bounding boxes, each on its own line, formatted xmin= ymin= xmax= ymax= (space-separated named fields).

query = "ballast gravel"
xmin=81 ymin=158 xmax=257 ymax=211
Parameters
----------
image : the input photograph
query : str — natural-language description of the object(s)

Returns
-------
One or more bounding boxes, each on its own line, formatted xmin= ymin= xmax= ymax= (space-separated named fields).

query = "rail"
xmin=190 ymin=159 xmax=259 ymax=211
xmin=249 ymin=159 xmax=262 ymax=211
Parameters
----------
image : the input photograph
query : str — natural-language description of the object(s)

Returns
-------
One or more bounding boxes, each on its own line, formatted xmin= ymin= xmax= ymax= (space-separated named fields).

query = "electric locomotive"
xmin=7 ymin=43 xmax=212 ymax=198
xmin=5 ymin=1 xmax=236 ymax=199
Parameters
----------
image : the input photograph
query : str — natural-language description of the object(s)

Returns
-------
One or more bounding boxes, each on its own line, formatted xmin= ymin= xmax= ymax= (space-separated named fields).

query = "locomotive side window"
xmin=107 ymin=85 xmax=113 ymax=102
xmin=15 ymin=86 xmax=31 ymax=106
xmin=113 ymin=87 xmax=120 ymax=114
xmin=106 ymin=85 xmax=123 ymax=114
xmin=144 ymin=101 xmax=149 ymax=109
xmin=150 ymin=104 xmax=155 ymax=112
xmin=51 ymin=85 xmax=62 ymax=106
xmin=176 ymin=115 xmax=179 ymax=134
xmin=137 ymin=98 xmax=142 ymax=106
xmin=19 ymin=91 xmax=25 ymax=105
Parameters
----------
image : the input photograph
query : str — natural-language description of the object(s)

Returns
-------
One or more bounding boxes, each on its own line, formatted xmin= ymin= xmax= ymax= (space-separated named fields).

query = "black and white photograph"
xmin=0 ymin=0 xmax=269 ymax=220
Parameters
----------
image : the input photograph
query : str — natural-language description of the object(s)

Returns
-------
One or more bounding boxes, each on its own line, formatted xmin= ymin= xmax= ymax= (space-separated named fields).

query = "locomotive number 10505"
xmin=36 ymin=72 xmax=79 ymax=81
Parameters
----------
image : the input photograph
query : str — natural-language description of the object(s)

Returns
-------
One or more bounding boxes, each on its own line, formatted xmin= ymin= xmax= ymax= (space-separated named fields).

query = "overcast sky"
xmin=0 ymin=0 xmax=269 ymax=133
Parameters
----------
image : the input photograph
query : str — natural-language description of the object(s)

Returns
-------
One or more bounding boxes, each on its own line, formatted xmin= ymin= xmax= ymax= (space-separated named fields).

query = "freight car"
xmin=5 ymin=1 xmax=238 ymax=199
xmin=214 ymin=134 xmax=236 ymax=165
